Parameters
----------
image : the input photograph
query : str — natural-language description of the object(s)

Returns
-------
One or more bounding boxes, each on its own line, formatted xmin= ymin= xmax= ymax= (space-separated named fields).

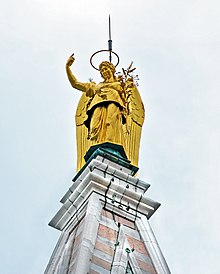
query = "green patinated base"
xmin=84 ymin=142 xmax=128 ymax=162
xmin=72 ymin=142 xmax=138 ymax=182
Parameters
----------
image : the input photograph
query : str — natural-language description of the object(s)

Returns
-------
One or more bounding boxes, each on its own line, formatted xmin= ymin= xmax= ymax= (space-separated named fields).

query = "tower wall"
xmin=45 ymin=152 xmax=170 ymax=274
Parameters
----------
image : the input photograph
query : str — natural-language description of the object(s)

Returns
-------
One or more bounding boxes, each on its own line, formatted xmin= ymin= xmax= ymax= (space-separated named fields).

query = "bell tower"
xmin=45 ymin=18 xmax=170 ymax=274
xmin=44 ymin=145 xmax=170 ymax=274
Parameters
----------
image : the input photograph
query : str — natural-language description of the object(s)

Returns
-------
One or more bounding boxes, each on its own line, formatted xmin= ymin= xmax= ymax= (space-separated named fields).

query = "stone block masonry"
xmin=45 ymin=150 xmax=170 ymax=274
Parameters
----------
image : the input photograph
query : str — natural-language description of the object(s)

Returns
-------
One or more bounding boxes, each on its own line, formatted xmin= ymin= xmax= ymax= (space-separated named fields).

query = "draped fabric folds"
xmin=75 ymin=79 xmax=145 ymax=171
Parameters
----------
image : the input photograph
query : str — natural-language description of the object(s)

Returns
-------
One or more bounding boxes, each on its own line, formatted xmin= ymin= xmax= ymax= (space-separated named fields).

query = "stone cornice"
xmin=49 ymin=156 xmax=160 ymax=231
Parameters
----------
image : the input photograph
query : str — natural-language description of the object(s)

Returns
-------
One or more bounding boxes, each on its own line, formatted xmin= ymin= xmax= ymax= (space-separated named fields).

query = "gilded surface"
xmin=66 ymin=56 xmax=145 ymax=171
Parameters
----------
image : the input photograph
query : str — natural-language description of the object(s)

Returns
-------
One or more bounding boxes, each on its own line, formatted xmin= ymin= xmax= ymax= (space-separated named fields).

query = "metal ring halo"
xmin=90 ymin=50 xmax=120 ymax=71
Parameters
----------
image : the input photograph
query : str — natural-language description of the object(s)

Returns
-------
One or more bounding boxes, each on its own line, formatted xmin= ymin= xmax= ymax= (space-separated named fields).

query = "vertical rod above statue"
xmin=108 ymin=15 xmax=112 ymax=62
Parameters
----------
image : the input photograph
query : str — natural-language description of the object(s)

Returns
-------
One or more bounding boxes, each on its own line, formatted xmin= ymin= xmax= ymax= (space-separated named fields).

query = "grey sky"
xmin=0 ymin=0 xmax=220 ymax=273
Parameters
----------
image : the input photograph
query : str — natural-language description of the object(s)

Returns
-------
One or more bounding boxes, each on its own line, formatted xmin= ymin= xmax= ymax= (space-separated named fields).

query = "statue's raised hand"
xmin=66 ymin=55 xmax=75 ymax=67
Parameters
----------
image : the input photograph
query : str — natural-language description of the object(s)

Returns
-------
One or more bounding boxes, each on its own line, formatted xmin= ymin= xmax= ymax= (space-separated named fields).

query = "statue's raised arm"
xmin=65 ymin=55 xmax=95 ymax=170
xmin=66 ymin=55 xmax=93 ymax=96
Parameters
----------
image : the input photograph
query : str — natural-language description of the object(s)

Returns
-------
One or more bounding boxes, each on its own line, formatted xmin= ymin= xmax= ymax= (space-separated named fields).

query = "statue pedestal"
xmin=45 ymin=148 xmax=170 ymax=274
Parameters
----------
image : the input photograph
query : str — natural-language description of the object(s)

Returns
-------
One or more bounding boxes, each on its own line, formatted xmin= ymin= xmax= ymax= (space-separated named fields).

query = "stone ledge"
xmin=49 ymin=166 xmax=160 ymax=231
xmin=60 ymin=156 xmax=150 ymax=204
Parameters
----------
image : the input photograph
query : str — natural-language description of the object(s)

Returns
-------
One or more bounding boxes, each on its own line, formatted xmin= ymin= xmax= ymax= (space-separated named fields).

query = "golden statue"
xmin=66 ymin=54 xmax=145 ymax=171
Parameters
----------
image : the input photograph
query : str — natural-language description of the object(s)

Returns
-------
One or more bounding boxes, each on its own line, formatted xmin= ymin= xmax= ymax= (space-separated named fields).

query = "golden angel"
xmin=66 ymin=55 xmax=145 ymax=171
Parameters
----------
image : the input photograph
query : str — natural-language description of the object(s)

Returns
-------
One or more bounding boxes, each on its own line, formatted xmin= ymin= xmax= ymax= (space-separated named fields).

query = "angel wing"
xmin=124 ymin=78 xmax=145 ymax=167
xmin=75 ymin=92 xmax=92 ymax=171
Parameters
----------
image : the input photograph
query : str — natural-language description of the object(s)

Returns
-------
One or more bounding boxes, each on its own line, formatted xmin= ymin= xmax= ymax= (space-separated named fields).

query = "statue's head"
xmin=99 ymin=61 xmax=116 ymax=80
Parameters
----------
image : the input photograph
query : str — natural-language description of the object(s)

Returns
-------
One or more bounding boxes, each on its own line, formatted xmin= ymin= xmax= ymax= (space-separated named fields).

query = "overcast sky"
xmin=1 ymin=0 xmax=220 ymax=273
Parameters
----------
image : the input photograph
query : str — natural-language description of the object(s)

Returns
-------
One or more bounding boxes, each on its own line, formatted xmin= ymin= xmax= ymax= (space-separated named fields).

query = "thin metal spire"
xmin=108 ymin=14 xmax=112 ymax=62
xmin=90 ymin=15 xmax=120 ymax=70
xmin=109 ymin=14 xmax=112 ymax=40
